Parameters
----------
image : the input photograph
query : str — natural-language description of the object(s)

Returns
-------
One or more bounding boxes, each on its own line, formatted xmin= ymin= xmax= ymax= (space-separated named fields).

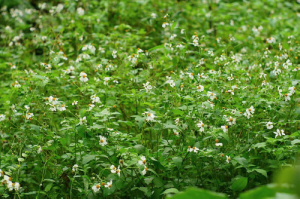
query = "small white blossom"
xmin=92 ymin=184 xmax=101 ymax=193
xmin=266 ymin=122 xmax=273 ymax=129
xmin=0 ymin=114 xmax=6 ymax=121
xmin=221 ymin=125 xmax=228 ymax=133
xmin=99 ymin=135 xmax=108 ymax=146
xmin=72 ymin=164 xmax=79 ymax=172
xmin=227 ymin=116 xmax=236 ymax=125
xmin=196 ymin=85 xmax=204 ymax=92
xmin=105 ymin=180 xmax=113 ymax=189
xmin=151 ymin=13 xmax=157 ymax=19
xmin=138 ymin=156 xmax=147 ymax=165
xmin=79 ymin=116 xmax=87 ymax=125
xmin=188 ymin=146 xmax=199 ymax=153
xmin=197 ymin=121 xmax=205 ymax=132
xmin=143 ymin=82 xmax=153 ymax=92
xmin=274 ymin=129 xmax=285 ymax=138
xmin=226 ymin=155 xmax=231 ymax=163
xmin=77 ymin=7 xmax=85 ymax=16
xmin=79 ymin=72 xmax=88 ymax=82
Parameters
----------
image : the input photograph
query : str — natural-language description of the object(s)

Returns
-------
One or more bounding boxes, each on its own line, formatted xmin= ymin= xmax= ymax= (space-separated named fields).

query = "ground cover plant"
xmin=0 ymin=0 xmax=299 ymax=198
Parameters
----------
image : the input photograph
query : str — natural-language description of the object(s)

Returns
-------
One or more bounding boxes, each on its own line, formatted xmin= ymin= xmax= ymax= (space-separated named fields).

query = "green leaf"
xmin=291 ymin=139 xmax=300 ymax=145
xmin=231 ymin=177 xmax=248 ymax=191
xmin=171 ymin=187 xmax=228 ymax=199
xmin=252 ymin=142 xmax=266 ymax=148
xmin=239 ymin=185 xmax=275 ymax=199
xmin=162 ymin=188 xmax=179 ymax=195
xmin=134 ymin=144 xmax=145 ymax=153
xmin=153 ymin=177 xmax=164 ymax=188
xmin=172 ymin=157 xmax=183 ymax=167
xmin=254 ymin=169 xmax=268 ymax=178
xmin=233 ymin=157 xmax=248 ymax=167
xmin=44 ymin=183 xmax=53 ymax=192
xmin=148 ymin=45 xmax=165 ymax=52
xmin=82 ymin=155 xmax=97 ymax=164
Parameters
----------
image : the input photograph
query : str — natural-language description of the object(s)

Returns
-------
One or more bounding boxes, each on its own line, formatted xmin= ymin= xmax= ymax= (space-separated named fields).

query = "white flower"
xmin=227 ymin=116 xmax=236 ymax=125
xmin=141 ymin=166 xmax=148 ymax=175
xmin=57 ymin=104 xmax=67 ymax=111
xmin=226 ymin=155 xmax=231 ymax=163
xmin=207 ymin=91 xmax=217 ymax=100
xmin=244 ymin=106 xmax=255 ymax=119
xmin=79 ymin=116 xmax=87 ymax=125
xmin=105 ymin=180 xmax=113 ymax=189
xmin=197 ymin=85 xmax=204 ymax=92
xmin=77 ymin=7 xmax=85 ymax=16
xmin=88 ymin=104 xmax=95 ymax=111
xmin=7 ymin=181 xmax=14 ymax=191
xmin=284 ymin=93 xmax=291 ymax=101
xmin=82 ymin=44 xmax=95 ymax=54
xmin=162 ymin=22 xmax=169 ymax=28
xmin=197 ymin=121 xmax=205 ymax=132
xmin=188 ymin=146 xmax=199 ymax=153
xmin=110 ymin=165 xmax=121 ymax=176
xmin=221 ymin=125 xmax=228 ymax=133
xmin=37 ymin=146 xmax=43 ymax=154
xmin=55 ymin=4 xmax=64 ymax=13
xmin=104 ymin=77 xmax=111 ymax=85
xmin=143 ymin=82 xmax=153 ymax=92
xmin=170 ymin=34 xmax=177 ymax=40
xmin=92 ymin=184 xmax=101 ymax=193
xmin=151 ymin=13 xmax=157 ymax=19
xmin=138 ymin=156 xmax=147 ymax=165
xmin=166 ymin=76 xmax=176 ymax=87
xmin=112 ymin=50 xmax=117 ymax=58
xmin=274 ymin=129 xmax=285 ymax=138
xmin=79 ymin=72 xmax=88 ymax=82
xmin=99 ymin=135 xmax=108 ymax=146
xmin=72 ymin=101 xmax=78 ymax=105
xmin=12 ymin=81 xmax=21 ymax=88
xmin=25 ymin=113 xmax=34 ymax=120
xmin=228 ymin=90 xmax=235 ymax=95
xmin=216 ymin=143 xmax=223 ymax=147
xmin=91 ymin=95 xmax=101 ymax=103
xmin=289 ymin=87 xmax=296 ymax=95
xmin=266 ymin=122 xmax=273 ymax=129
xmin=266 ymin=37 xmax=276 ymax=44
xmin=72 ymin=164 xmax=79 ymax=172
xmin=14 ymin=182 xmax=21 ymax=191
xmin=0 ymin=114 xmax=6 ymax=121
xmin=144 ymin=112 xmax=156 ymax=122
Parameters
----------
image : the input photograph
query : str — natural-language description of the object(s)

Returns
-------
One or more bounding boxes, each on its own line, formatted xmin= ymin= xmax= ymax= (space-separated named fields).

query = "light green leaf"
xmin=162 ymin=188 xmax=179 ymax=195
xmin=254 ymin=169 xmax=268 ymax=178
xmin=171 ymin=187 xmax=228 ymax=199
xmin=231 ymin=177 xmax=248 ymax=191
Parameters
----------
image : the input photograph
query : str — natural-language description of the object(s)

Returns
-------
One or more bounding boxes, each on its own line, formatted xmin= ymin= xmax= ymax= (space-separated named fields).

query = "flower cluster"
xmin=45 ymin=96 xmax=67 ymax=112
xmin=0 ymin=169 xmax=21 ymax=192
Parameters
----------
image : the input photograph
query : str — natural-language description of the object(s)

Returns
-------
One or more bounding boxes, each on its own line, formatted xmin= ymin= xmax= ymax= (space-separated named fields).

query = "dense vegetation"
xmin=0 ymin=0 xmax=299 ymax=198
